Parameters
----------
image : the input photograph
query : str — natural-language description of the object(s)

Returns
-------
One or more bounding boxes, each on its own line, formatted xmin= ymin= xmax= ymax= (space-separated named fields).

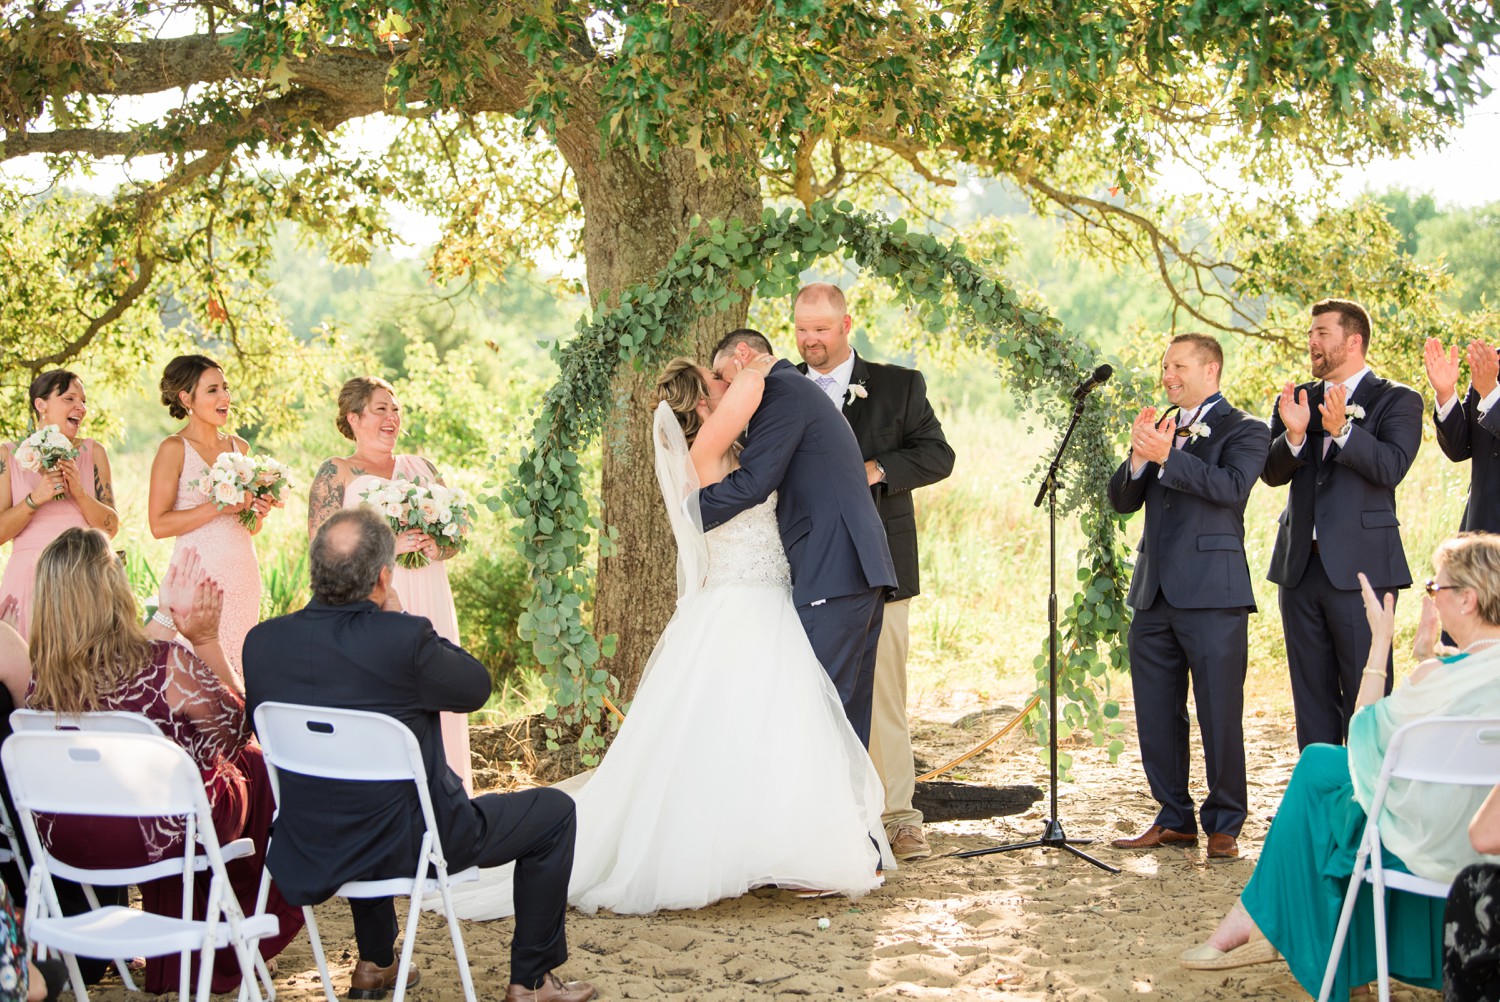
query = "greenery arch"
xmin=492 ymin=200 xmax=1137 ymax=762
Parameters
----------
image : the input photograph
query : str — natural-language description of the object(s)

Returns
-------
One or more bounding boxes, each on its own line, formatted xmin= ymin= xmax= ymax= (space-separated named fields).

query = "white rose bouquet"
xmin=192 ymin=452 xmax=291 ymax=529
xmin=360 ymin=479 xmax=477 ymax=569
xmin=14 ymin=425 xmax=79 ymax=498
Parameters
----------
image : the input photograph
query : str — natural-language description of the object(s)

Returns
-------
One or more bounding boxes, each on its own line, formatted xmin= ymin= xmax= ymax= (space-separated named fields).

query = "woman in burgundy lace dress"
xmin=22 ymin=528 xmax=302 ymax=995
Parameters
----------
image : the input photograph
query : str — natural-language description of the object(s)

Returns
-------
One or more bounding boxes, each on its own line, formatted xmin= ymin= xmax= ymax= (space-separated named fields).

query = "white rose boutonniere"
xmin=1346 ymin=403 xmax=1366 ymax=420
xmin=847 ymin=383 xmax=868 ymax=404
xmin=1187 ymin=421 xmax=1212 ymax=443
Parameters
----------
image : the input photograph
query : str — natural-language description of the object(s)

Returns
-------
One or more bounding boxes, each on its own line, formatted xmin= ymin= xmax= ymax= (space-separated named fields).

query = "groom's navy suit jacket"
xmin=698 ymin=359 xmax=896 ymax=606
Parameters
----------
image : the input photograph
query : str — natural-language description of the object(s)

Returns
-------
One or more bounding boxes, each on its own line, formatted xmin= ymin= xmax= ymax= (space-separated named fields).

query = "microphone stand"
xmin=955 ymin=389 xmax=1119 ymax=872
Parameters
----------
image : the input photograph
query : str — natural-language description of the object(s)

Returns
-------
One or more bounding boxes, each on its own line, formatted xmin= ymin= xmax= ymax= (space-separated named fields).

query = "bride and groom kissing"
xmin=445 ymin=325 xmax=902 ymax=920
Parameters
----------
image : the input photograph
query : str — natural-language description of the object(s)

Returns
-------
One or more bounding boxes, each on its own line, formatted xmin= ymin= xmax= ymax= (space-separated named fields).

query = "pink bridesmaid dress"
xmin=171 ymin=437 xmax=261 ymax=681
xmin=0 ymin=440 xmax=97 ymax=640
xmin=345 ymin=454 xmax=472 ymax=793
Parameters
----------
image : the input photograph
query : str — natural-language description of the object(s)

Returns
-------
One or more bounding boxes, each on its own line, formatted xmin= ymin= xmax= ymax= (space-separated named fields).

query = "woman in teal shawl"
xmin=1180 ymin=533 xmax=1500 ymax=998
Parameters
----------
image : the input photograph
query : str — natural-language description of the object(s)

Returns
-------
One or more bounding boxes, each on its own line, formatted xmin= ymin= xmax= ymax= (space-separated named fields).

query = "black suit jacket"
xmin=1434 ymin=387 xmax=1500 ymax=533
xmin=796 ymin=354 xmax=955 ymax=600
xmin=698 ymin=359 xmax=896 ymax=607
xmin=1262 ymin=372 xmax=1423 ymax=591
xmin=1108 ymin=399 xmax=1270 ymax=611
xmin=243 ymin=600 xmax=491 ymax=907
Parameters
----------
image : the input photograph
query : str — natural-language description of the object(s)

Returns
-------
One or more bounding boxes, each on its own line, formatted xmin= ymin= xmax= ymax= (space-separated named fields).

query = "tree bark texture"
xmin=561 ymin=141 xmax=761 ymax=701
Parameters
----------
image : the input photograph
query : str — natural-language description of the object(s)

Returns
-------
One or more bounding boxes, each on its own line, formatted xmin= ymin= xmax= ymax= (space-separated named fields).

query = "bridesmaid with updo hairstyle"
xmin=147 ymin=354 xmax=278 ymax=681
xmin=306 ymin=375 xmax=473 ymax=792
xmin=0 ymin=369 xmax=118 ymax=639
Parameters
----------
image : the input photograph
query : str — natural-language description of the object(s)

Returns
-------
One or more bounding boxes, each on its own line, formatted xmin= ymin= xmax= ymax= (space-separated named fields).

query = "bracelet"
xmin=22 ymin=496 xmax=39 ymax=511
xmin=1362 ymin=668 xmax=1387 ymax=678
xmin=151 ymin=609 xmax=175 ymax=631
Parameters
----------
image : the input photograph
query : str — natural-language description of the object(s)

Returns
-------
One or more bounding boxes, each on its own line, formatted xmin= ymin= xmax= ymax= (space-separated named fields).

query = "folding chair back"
xmin=9 ymin=708 xmax=164 ymax=736
xmin=1317 ymin=716 xmax=1500 ymax=1002
xmin=1 ymin=731 xmax=278 ymax=1002
xmin=252 ymin=702 xmax=475 ymax=1002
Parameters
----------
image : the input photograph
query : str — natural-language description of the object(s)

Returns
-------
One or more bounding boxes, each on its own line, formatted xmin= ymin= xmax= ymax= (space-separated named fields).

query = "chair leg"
xmin=391 ymin=894 xmax=423 ymax=1002
xmin=1372 ymin=867 xmax=1390 ymax=1002
xmin=56 ymin=950 xmax=90 ymax=1002
xmin=303 ymin=906 xmax=339 ymax=1002
xmin=1317 ymin=845 xmax=1371 ymax=1002
xmin=434 ymin=873 xmax=477 ymax=1002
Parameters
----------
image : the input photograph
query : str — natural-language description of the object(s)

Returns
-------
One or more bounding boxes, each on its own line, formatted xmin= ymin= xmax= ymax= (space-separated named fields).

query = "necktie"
xmin=1173 ymin=406 xmax=1201 ymax=450
xmin=815 ymin=376 xmax=835 ymax=390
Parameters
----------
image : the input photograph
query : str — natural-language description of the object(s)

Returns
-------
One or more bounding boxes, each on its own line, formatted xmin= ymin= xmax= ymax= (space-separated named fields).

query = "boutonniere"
xmin=1186 ymin=421 xmax=1211 ymax=443
xmin=1346 ymin=404 xmax=1366 ymax=420
xmin=846 ymin=382 xmax=868 ymax=403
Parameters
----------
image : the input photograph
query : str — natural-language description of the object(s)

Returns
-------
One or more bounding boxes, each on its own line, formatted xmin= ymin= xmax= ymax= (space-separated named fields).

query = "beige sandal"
xmin=1179 ymin=929 xmax=1282 ymax=971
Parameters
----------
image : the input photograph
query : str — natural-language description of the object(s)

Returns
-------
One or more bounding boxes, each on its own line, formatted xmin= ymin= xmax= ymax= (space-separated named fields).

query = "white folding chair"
xmin=252 ymin=702 xmax=478 ymax=1002
xmin=1 ymin=730 xmax=280 ymax=1002
xmin=9 ymin=708 xmax=165 ymax=735
xmin=1317 ymin=716 xmax=1500 ymax=1002
xmin=8 ymin=708 xmax=263 ymax=993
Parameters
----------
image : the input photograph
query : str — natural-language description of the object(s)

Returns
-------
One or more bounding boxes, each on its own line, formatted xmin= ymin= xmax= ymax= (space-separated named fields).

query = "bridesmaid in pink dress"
xmin=0 ymin=370 xmax=119 ymax=639
xmin=147 ymin=355 xmax=280 ymax=680
xmin=306 ymin=375 xmax=473 ymax=793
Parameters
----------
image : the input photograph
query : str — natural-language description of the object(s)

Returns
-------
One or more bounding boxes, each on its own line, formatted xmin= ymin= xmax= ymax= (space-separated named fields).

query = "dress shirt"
xmin=1436 ymin=385 xmax=1500 ymax=421
xmin=804 ymin=351 xmax=858 ymax=408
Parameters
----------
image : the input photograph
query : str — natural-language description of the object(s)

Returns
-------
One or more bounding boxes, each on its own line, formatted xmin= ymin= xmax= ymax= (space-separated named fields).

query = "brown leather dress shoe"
xmin=1110 ymin=824 xmax=1198 ymax=849
xmin=503 ymin=971 xmax=598 ymax=1002
xmin=1207 ymin=833 xmax=1240 ymax=859
xmin=347 ymin=959 xmax=419 ymax=1000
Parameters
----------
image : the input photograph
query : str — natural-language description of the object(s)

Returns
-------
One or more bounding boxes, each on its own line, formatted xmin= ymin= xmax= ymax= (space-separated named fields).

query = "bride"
xmin=443 ymin=352 xmax=892 ymax=918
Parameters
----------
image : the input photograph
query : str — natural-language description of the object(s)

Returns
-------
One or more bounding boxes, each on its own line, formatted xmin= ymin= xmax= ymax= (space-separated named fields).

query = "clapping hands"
xmin=1423 ymin=337 xmax=1499 ymax=404
xmin=0 ymin=596 xmax=19 ymax=635
xmin=1357 ymin=572 xmax=1395 ymax=657
xmin=158 ymin=547 xmax=223 ymax=647
xmin=1128 ymin=407 xmax=1173 ymax=467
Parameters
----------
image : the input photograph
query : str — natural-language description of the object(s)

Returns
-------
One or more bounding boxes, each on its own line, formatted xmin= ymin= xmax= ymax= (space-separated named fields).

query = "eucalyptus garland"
xmin=491 ymin=200 xmax=1136 ymax=763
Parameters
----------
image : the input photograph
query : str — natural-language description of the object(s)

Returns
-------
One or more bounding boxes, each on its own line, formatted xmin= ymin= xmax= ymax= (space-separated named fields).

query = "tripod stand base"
xmin=953 ymin=818 xmax=1121 ymax=873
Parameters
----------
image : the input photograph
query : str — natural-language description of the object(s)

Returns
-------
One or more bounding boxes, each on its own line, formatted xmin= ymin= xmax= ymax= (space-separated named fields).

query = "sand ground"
xmin=87 ymin=691 xmax=1441 ymax=1002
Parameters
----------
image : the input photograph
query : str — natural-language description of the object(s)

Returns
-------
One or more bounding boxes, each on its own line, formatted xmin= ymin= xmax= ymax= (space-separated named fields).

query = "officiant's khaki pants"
xmin=869 ymin=598 xmax=922 ymax=829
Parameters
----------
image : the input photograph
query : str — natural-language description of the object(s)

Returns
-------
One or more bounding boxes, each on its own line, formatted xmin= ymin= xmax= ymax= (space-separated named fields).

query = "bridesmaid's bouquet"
xmin=360 ymin=479 xmax=477 ymax=569
xmin=14 ymin=425 xmax=79 ymax=499
xmin=192 ymin=453 xmax=294 ymax=529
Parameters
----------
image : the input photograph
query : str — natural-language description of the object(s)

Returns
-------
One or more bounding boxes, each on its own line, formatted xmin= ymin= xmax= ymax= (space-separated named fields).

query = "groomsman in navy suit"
xmin=1426 ymin=336 xmax=1500 ymax=533
xmin=1107 ymin=334 xmax=1270 ymax=861
xmin=1262 ymin=299 xmax=1423 ymax=749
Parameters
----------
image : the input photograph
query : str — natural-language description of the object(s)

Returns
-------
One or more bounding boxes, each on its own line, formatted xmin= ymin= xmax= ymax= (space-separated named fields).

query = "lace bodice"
xmin=703 ymin=492 xmax=791 ymax=590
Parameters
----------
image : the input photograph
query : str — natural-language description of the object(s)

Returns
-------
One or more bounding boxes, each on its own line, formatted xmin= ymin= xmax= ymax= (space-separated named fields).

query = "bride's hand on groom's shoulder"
xmin=744 ymin=353 xmax=776 ymax=376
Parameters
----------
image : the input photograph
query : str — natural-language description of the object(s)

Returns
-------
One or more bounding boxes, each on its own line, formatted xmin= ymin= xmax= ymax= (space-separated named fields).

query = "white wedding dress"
xmin=439 ymin=409 xmax=891 ymax=918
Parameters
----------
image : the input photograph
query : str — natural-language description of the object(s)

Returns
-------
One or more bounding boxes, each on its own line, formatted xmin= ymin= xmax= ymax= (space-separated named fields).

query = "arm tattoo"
xmin=307 ymin=459 xmax=344 ymax=535
xmin=93 ymin=462 xmax=115 ymax=508
xmin=0 ymin=456 xmax=6 ymax=476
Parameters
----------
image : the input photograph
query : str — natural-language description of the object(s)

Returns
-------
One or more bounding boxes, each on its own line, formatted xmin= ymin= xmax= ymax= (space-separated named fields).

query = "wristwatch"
xmin=874 ymin=460 xmax=887 ymax=483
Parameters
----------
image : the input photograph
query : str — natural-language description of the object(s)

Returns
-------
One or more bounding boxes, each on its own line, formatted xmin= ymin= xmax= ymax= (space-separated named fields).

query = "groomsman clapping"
xmin=1107 ymin=334 xmax=1269 ymax=861
xmin=1426 ymin=335 xmax=1500 ymax=533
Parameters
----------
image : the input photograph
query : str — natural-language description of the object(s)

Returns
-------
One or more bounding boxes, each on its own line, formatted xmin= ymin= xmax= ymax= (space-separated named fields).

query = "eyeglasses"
xmin=1425 ymin=579 xmax=1457 ymax=597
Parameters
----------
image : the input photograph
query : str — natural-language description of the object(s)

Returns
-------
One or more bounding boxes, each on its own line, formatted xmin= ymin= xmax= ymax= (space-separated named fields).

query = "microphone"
xmin=1072 ymin=363 xmax=1114 ymax=399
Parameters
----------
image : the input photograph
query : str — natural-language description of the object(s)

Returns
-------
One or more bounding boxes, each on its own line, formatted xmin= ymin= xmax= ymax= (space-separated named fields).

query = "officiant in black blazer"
xmin=1426 ymin=336 xmax=1500 ymax=533
xmin=243 ymin=508 xmax=595 ymax=1002
xmin=790 ymin=283 xmax=954 ymax=863
xmin=1107 ymin=334 xmax=1270 ymax=861
xmin=1262 ymin=298 xmax=1423 ymax=750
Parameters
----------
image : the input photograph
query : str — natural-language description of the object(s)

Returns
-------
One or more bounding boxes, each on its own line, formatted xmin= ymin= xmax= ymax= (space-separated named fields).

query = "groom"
xmin=698 ymin=328 xmax=897 ymax=745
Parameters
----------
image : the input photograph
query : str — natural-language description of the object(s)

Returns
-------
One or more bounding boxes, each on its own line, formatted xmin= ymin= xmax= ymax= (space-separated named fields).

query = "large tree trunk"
xmin=560 ymin=142 xmax=761 ymax=703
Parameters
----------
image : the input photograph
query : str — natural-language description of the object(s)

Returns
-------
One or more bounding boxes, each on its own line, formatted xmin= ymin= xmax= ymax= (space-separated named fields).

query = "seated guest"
xmin=242 ymin=508 xmax=595 ymax=1002
xmin=1180 ymin=533 xmax=1500 ymax=999
xmin=1443 ymin=783 xmax=1500 ymax=1001
xmin=19 ymin=529 xmax=302 ymax=995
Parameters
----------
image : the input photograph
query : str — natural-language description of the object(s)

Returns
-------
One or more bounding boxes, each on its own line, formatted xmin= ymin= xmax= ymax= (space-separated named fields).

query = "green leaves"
xmin=504 ymin=199 xmax=1131 ymax=759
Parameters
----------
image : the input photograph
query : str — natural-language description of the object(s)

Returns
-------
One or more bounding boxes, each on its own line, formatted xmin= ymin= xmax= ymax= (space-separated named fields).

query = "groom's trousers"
xmin=798 ymin=587 xmax=885 ymax=746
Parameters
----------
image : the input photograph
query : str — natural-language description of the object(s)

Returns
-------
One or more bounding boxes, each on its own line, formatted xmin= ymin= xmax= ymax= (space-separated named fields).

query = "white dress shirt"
xmin=804 ymin=351 xmax=858 ymax=409
xmin=1436 ymin=385 xmax=1500 ymax=421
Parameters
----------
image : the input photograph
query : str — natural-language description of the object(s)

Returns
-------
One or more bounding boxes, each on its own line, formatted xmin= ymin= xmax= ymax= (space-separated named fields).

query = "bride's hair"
xmin=656 ymin=357 xmax=709 ymax=444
